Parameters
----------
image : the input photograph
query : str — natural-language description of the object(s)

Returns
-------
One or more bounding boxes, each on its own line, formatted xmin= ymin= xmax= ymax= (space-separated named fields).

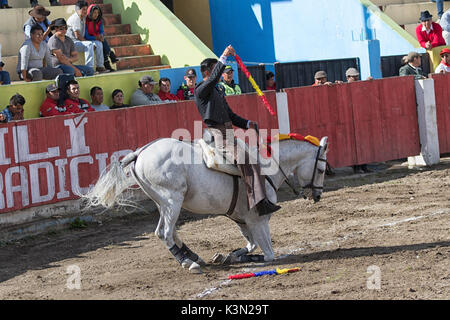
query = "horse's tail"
xmin=82 ymin=149 xmax=140 ymax=210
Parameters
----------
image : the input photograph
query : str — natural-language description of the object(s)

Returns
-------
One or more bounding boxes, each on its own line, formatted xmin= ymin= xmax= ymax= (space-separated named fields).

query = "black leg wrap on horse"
xmin=169 ymin=244 xmax=186 ymax=264
xmin=169 ymin=244 xmax=198 ymax=265
xmin=239 ymin=254 xmax=265 ymax=263
xmin=181 ymin=243 xmax=199 ymax=262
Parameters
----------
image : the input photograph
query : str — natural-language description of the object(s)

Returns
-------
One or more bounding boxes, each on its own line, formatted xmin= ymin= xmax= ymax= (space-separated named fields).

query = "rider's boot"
xmin=256 ymin=199 xmax=281 ymax=216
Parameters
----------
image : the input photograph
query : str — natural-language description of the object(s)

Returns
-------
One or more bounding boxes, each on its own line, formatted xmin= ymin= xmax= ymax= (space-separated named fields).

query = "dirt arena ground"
xmin=0 ymin=157 xmax=449 ymax=301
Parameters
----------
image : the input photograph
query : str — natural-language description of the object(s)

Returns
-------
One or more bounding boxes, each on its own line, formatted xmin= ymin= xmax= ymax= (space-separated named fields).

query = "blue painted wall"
xmin=209 ymin=0 xmax=425 ymax=80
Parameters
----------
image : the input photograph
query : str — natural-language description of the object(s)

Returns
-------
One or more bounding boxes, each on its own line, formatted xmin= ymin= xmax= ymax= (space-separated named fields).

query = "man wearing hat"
xmin=435 ymin=47 xmax=450 ymax=73
xmin=416 ymin=10 xmax=446 ymax=49
xmin=195 ymin=45 xmax=281 ymax=216
xmin=40 ymin=84 xmax=70 ymax=117
xmin=47 ymin=18 xmax=94 ymax=77
xmin=218 ymin=65 xmax=242 ymax=96
xmin=312 ymin=70 xmax=332 ymax=86
xmin=177 ymin=68 xmax=197 ymax=100
xmin=24 ymin=5 xmax=53 ymax=42
xmin=130 ymin=75 xmax=163 ymax=107
xmin=399 ymin=52 xmax=427 ymax=79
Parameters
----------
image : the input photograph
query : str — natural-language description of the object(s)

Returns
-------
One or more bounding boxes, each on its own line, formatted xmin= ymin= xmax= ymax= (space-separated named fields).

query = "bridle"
xmin=301 ymin=145 xmax=327 ymax=193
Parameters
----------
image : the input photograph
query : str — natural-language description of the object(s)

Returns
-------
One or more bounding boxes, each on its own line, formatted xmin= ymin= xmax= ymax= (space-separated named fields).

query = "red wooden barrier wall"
xmin=431 ymin=73 xmax=450 ymax=153
xmin=0 ymin=93 xmax=279 ymax=215
xmin=285 ymin=76 xmax=421 ymax=168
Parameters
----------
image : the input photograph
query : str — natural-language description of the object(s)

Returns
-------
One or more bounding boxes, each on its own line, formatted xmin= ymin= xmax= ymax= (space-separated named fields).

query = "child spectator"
xmin=176 ymin=69 xmax=197 ymax=100
xmin=40 ymin=84 xmax=70 ymax=117
xmin=85 ymin=4 xmax=119 ymax=72
xmin=0 ymin=61 xmax=10 ymax=85
xmin=47 ymin=18 xmax=94 ymax=77
xmin=24 ymin=5 xmax=54 ymax=43
xmin=17 ymin=25 xmax=63 ymax=82
xmin=64 ymin=79 xmax=95 ymax=113
xmin=0 ymin=94 xmax=26 ymax=123
xmin=265 ymin=71 xmax=276 ymax=90
xmin=90 ymin=86 xmax=110 ymax=111
xmin=158 ymin=77 xmax=180 ymax=102
xmin=110 ymin=89 xmax=130 ymax=109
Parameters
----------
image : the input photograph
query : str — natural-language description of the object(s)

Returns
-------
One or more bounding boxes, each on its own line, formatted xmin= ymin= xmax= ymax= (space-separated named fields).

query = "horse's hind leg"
xmin=156 ymin=200 xmax=203 ymax=273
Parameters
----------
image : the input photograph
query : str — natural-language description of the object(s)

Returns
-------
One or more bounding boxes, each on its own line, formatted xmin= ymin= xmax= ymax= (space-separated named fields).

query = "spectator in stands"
xmin=435 ymin=47 xmax=450 ymax=73
xmin=176 ymin=69 xmax=197 ymax=100
xmin=24 ymin=5 xmax=54 ymax=43
xmin=40 ymin=84 xmax=71 ymax=117
xmin=0 ymin=1 xmax=12 ymax=9
xmin=0 ymin=61 xmax=10 ymax=85
xmin=64 ymin=79 xmax=95 ymax=113
xmin=110 ymin=89 xmax=130 ymax=109
xmin=312 ymin=70 xmax=333 ymax=86
xmin=158 ymin=77 xmax=180 ymax=102
xmin=343 ymin=68 xmax=374 ymax=174
xmin=431 ymin=0 xmax=450 ymax=19
xmin=31 ymin=1 xmax=60 ymax=7
xmin=90 ymin=86 xmax=110 ymax=111
xmin=416 ymin=10 xmax=446 ymax=49
xmin=130 ymin=75 xmax=163 ymax=106
xmin=265 ymin=71 xmax=276 ymax=90
xmin=218 ymin=65 xmax=242 ymax=95
xmin=67 ymin=1 xmax=108 ymax=73
xmin=47 ymin=18 xmax=94 ymax=77
xmin=85 ymin=4 xmax=119 ymax=72
xmin=0 ymin=94 xmax=25 ymax=123
xmin=440 ymin=8 xmax=450 ymax=44
xmin=17 ymin=25 xmax=63 ymax=82
xmin=399 ymin=52 xmax=427 ymax=79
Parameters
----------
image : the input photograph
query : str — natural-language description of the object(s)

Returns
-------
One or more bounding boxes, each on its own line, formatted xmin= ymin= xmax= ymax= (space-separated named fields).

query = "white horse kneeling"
xmin=83 ymin=135 xmax=329 ymax=273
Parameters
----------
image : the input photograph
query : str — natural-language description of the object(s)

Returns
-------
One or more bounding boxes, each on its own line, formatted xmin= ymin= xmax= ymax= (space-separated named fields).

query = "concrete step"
xmin=103 ymin=13 xmax=121 ymax=25
xmin=371 ymin=0 xmax=433 ymax=5
xmin=134 ymin=65 xmax=172 ymax=72
xmin=59 ymin=0 xmax=103 ymax=5
xmin=116 ymin=55 xmax=162 ymax=70
xmin=382 ymin=2 xmax=450 ymax=25
xmin=104 ymin=23 xmax=131 ymax=36
xmin=105 ymin=34 xmax=141 ymax=47
xmin=112 ymin=44 xmax=152 ymax=57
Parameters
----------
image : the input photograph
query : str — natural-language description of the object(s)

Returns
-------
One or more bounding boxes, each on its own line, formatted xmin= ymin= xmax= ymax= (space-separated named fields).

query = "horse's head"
xmin=295 ymin=137 xmax=329 ymax=203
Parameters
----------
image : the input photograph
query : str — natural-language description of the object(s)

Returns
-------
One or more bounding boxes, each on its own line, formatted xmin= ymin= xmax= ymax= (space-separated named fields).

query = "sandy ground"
xmin=0 ymin=157 xmax=449 ymax=301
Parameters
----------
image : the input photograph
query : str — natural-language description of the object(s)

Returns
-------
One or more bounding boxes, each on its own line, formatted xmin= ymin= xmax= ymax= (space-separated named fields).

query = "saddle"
xmin=197 ymin=129 xmax=275 ymax=177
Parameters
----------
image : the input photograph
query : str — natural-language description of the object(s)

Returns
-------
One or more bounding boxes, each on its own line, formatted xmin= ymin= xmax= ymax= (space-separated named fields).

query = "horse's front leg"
xmin=247 ymin=216 xmax=275 ymax=262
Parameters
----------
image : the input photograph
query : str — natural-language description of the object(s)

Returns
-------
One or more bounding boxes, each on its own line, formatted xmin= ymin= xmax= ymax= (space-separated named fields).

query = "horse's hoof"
xmin=211 ymin=253 xmax=226 ymax=264
xmin=189 ymin=262 xmax=202 ymax=274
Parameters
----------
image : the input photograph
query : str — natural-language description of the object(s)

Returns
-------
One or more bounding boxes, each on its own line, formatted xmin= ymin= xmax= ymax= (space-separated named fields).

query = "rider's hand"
xmin=248 ymin=121 xmax=258 ymax=130
xmin=222 ymin=45 xmax=235 ymax=57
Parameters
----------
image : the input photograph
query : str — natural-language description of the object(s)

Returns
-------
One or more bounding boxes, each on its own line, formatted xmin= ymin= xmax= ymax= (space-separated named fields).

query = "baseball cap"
xmin=345 ymin=68 xmax=360 ymax=77
xmin=185 ymin=68 xmax=197 ymax=78
xmin=139 ymin=75 xmax=156 ymax=84
xmin=314 ymin=70 xmax=327 ymax=79
xmin=46 ymin=84 xmax=58 ymax=93
xmin=224 ymin=65 xmax=233 ymax=73
xmin=440 ymin=48 xmax=450 ymax=56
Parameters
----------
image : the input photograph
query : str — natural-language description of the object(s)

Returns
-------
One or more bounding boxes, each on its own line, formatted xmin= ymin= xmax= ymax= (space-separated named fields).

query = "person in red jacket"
xmin=64 ymin=79 xmax=95 ymax=113
xmin=40 ymin=83 xmax=72 ymax=117
xmin=416 ymin=10 xmax=446 ymax=49
xmin=158 ymin=77 xmax=180 ymax=102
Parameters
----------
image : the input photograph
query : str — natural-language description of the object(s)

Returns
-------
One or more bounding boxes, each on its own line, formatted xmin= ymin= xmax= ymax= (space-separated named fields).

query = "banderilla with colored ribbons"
xmin=228 ymin=267 xmax=300 ymax=280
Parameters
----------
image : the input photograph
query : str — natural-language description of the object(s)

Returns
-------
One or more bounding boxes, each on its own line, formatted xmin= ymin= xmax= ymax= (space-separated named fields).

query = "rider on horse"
xmin=194 ymin=45 xmax=281 ymax=216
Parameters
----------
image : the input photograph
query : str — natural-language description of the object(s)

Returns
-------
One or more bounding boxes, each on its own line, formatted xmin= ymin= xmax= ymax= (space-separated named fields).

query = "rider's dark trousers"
xmin=207 ymin=122 xmax=266 ymax=210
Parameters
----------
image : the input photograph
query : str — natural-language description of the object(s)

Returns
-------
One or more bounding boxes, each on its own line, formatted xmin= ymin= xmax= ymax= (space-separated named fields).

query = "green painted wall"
xmin=103 ymin=0 xmax=216 ymax=67
xmin=0 ymin=70 xmax=159 ymax=119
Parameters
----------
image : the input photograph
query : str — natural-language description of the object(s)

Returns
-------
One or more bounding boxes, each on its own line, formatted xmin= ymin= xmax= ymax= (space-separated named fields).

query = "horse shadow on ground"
xmin=0 ymin=201 xmax=213 ymax=284
xmin=205 ymin=240 xmax=450 ymax=272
